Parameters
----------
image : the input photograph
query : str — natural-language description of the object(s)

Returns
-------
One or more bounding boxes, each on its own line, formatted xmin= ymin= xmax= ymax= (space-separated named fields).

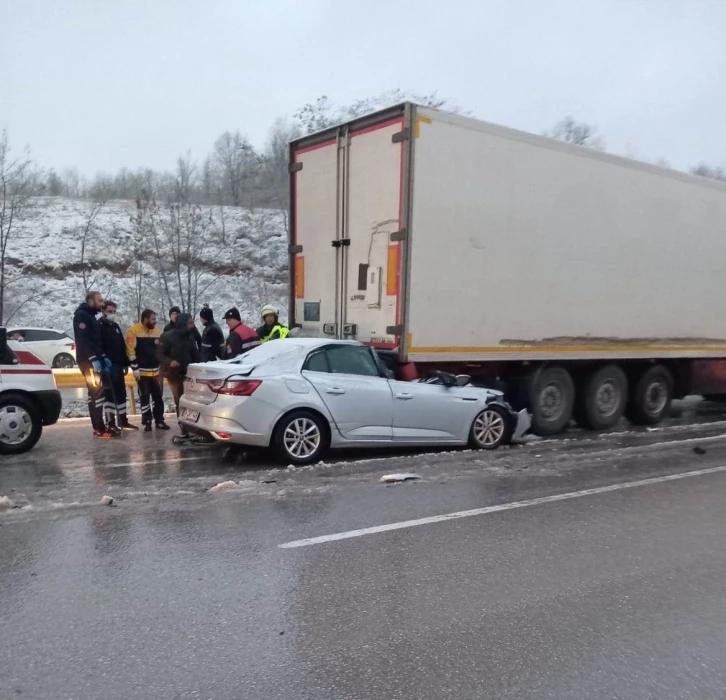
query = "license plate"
xmin=181 ymin=408 xmax=200 ymax=422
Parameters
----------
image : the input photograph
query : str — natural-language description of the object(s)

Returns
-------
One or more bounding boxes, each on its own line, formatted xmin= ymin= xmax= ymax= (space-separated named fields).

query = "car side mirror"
xmin=456 ymin=374 xmax=471 ymax=387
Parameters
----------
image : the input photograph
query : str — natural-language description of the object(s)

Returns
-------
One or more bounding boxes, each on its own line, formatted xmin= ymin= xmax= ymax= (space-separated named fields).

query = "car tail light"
xmin=209 ymin=379 xmax=262 ymax=396
xmin=214 ymin=431 xmax=232 ymax=440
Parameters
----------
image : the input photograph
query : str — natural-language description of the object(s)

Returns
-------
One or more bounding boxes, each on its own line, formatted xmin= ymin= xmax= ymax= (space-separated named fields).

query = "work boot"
xmin=144 ymin=424 xmax=152 ymax=433
xmin=119 ymin=418 xmax=139 ymax=431
xmin=156 ymin=421 xmax=171 ymax=431
xmin=107 ymin=424 xmax=122 ymax=437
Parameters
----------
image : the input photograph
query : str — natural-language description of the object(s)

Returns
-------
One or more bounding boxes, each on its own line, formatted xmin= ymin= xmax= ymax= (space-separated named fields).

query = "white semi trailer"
xmin=288 ymin=103 xmax=726 ymax=435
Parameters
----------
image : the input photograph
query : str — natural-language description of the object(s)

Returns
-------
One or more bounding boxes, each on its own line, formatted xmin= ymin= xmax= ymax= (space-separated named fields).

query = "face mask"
xmin=106 ymin=313 xmax=117 ymax=324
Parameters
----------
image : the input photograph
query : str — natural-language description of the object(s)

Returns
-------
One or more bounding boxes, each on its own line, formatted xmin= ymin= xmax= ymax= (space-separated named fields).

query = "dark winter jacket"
xmin=100 ymin=318 xmax=129 ymax=367
xmin=164 ymin=319 xmax=202 ymax=349
xmin=200 ymin=322 xmax=225 ymax=362
xmin=225 ymin=322 xmax=260 ymax=360
xmin=157 ymin=313 xmax=202 ymax=381
xmin=73 ymin=302 xmax=105 ymax=366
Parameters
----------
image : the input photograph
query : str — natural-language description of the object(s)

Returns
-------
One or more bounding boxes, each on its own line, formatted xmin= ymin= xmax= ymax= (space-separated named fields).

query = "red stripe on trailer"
xmin=13 ymin=350 xmax=45 ymax=365
xmin=1 ymin=368 xmax=53 ymax=375
xmin=294 ymin=138 xmax=337 ymax=157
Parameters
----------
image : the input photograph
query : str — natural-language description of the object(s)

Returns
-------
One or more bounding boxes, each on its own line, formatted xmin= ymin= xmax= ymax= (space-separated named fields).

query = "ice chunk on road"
xmin=0 ymin=495 xmax=14 ymax=509
xmin=208 ymin=480 xmax=239 ymax=494
xmin=99 ymin=495 xmax=115 ymax=506
xmin=379 ymin=473 xmax=422 ymax=484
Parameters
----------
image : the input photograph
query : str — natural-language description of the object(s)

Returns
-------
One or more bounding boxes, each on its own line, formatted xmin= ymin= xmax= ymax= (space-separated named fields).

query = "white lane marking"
xmin=279 ymin=463 xmax=726 ymax=549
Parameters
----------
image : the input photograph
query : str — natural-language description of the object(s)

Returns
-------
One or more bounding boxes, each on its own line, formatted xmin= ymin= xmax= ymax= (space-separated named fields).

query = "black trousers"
xmin=104 ymin=365 xmax=128 ymax=426
xmin=79 ymin=363 xmax=107 ymax=432
xmin=138 ymin=375 xmax=164 ymax=426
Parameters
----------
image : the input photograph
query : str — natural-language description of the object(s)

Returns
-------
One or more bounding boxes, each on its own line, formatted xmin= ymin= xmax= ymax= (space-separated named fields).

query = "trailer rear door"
xmin=290 ymin=108 xmax=408 ymax=347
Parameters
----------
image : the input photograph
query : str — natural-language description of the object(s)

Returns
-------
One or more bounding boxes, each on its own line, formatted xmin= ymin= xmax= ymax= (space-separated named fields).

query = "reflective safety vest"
xmin=259 ymin=324 xmax=289 ymax=343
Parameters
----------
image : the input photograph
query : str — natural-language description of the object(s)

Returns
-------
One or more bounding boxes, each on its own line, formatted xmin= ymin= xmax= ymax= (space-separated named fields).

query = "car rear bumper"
xmin=35 ymin=389 xmax=62 ymax=425
xmin=178 ymin=397 xmax=270 ymax=446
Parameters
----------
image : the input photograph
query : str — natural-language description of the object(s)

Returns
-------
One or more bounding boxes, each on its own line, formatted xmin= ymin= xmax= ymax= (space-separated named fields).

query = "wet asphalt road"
xmin=3 ymin=401 xmax=726 ymax=699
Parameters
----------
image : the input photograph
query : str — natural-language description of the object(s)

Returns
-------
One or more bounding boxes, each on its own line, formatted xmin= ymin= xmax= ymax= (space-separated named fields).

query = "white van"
xmin=0 ymin=329 xmax=62 ymax=454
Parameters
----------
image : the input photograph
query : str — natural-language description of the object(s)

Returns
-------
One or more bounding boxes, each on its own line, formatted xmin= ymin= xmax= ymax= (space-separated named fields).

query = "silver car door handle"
xmin=396 ymin=393 xmax=413 ymax=400
xmin=325 ymin=387 xmax=346 ymax=395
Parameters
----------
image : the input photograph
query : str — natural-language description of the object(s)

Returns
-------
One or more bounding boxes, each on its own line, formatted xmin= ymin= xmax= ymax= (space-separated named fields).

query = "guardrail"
xmin=52 ymin=369 xmax=140 ymax=414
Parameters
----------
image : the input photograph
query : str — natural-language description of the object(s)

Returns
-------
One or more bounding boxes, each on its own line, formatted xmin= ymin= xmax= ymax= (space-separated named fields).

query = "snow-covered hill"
xmin=8 ymin=197 xmax=289 ymax=331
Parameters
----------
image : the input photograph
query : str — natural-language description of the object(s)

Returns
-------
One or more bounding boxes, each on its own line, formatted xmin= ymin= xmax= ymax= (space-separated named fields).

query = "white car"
xmin=179 ymin=338 xmax=530 ymax=464
xmin=6 ymin=327 xmax=76 ymax=368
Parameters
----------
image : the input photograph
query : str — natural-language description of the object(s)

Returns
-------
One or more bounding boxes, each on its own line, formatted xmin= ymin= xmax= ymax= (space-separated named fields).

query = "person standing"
xmin=165 ymin=305 xmax=202 ymax=349
xmin=199 ymin=305 xmax=224 ymax=362
xmin=157 ymin=312 xmax=201 ymax=439
xmin=74 ymin=290 xmax=115 ymax=439
xmin=163 ymin=306 xmax=181 ymax=333
xmin=256 ymin=304 xmax=290 ymax=343
xmin=126 ymin=309 xmax=169 ymax=432
xmin=224 ymin=308 xmax=261 ymax=359
xmin=100 ymin=301 xmax=137 ymax=432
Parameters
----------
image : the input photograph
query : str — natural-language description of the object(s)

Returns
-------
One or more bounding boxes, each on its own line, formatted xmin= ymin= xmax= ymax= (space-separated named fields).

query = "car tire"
xmin=52 ymin=353 xmax=75 ymax=369
xmin=0 ymin=394 xmax=43 ymax=455
xmin=528 ymin=366 xmax=575 ymax=436
xmin=273 ymin=410 xmax=329 ymax=466
xmin=469 ymin=404 xmax=512 ymax=450
xmin=575 ymin=364 xmax=628 ymax=431
xmin=625 ymin=365 xmax=673 ymax=426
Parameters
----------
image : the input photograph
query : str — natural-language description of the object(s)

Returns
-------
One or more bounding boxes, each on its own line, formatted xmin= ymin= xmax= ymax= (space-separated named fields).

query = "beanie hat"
xmin=200 ymin=306 xmax=214 ymax=322
xmin=223 ymin=307 xmax=241 ymax=322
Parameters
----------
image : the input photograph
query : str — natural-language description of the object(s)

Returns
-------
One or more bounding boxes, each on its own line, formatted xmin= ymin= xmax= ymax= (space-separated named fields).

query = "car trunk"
xmin=183 ymin=362 xmax=254 ymax=405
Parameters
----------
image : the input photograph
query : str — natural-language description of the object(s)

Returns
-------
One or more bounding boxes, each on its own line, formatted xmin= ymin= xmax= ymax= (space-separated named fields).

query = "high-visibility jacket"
xmin=126 ymin=322 xmax=162 ymax=377
xmin=256 ymin=323 xmax=290 ymax=343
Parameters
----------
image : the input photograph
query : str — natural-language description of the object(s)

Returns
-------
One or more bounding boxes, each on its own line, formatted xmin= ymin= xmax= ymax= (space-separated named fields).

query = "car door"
xmin=389 ymin=379 xmax=480 ymax=443
xmin=18 ymin=330 xmax=52 ymax=365
xmin=302 ymin=345 xmax=394 ymax=442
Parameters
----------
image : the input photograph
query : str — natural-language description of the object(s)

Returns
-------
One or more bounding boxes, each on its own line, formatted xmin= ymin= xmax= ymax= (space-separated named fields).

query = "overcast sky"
xmin=3 ymin=0 xmax=726 ymax=175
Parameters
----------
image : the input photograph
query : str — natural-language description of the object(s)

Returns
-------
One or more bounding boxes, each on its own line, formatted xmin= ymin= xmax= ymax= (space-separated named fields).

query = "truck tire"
xmin=576 ymin=364 xmax=628 ymax=431
xmin=626 ymin=365 xmax=673 ymax=426
xmin=529 ymin=366 xmax=575 ymax=436
xmin=0 ymin=393 xmax=43 ymax=455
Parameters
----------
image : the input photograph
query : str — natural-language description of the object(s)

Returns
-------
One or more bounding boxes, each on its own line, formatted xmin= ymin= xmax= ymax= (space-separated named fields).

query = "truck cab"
xmin=0 ymin=327 xmax=62 ymax=454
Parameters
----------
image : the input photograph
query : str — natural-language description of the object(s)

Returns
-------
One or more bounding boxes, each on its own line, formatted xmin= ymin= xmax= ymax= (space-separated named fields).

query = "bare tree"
xmin=294 ymin=90 xmax=463 ymax=135
xmin=79 ymin=200 xmax=105 ymax=292
xmin=692 ymin=164 xmax=726 ymax=181
xmin=0 ymin=131 xmax=38 ymax=324
xmin=548 ymin=116 xmax=605 ymax=150
xmin=213 ymin=131 xmax=257 ymax=207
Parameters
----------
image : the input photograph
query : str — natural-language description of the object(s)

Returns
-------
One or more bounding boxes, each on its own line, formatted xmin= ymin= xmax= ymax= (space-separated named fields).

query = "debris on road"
xmin=0 ymin=495 xmax=15 ymax=510
xmin=99 ymin=495 xmax=115 ymax=506
xmin=693 ymin=446 xmax=707 ymax=455
xmin=379 ymin=473 xmax=422 ymax=484
xmin=208 ymin=480 xmax=238 ymax=494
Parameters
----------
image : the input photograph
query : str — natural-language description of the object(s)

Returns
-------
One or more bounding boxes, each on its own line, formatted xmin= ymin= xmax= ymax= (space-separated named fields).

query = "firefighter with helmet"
xmin=256 ymin=304 xmax=289 ymax=343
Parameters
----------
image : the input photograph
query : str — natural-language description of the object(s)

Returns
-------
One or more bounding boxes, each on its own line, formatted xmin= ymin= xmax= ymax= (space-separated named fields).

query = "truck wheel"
xmin=0 ymin=394 xmax=43 ymax=455
xmin=576 ymin=364 xmax=628 ymax=431
xmin=529 ymin=367 xmax=575 ymax=436
xmin=626 ymin=365 xmax=673 ymax=426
